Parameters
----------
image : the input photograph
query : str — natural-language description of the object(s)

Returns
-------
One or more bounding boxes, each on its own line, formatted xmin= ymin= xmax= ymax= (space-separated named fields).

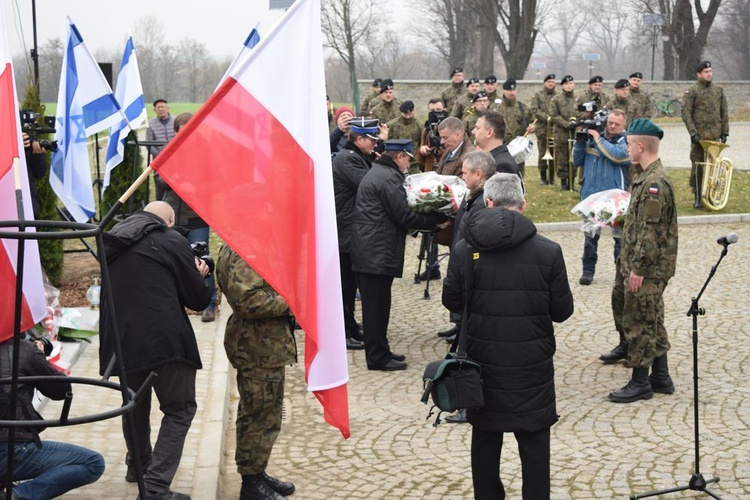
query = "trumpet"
xmin=699 ymin=140 xmax=733 ymax=211
xmin=542 ymin=116 xmax=554 ymax=161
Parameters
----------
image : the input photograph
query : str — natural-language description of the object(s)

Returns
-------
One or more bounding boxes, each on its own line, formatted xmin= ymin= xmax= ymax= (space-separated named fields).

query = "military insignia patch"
xmin=648 ymin=184 xmax=659 ymax=195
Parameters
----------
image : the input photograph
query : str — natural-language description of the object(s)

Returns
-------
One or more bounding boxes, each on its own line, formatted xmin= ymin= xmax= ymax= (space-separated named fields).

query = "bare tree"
xmin=580 ymin=1 xmax=633 ymax=75
xmin=421 ymin=0 xmax=478 ymax=73
xmin=177 ymin=38 xmax=212 ymax=102
xmin=132 ymin=16 xmax=167 ymax=99
xmin=321 ymin=0 xmax=381 ymax=111
xmin=709 ymin=0 xmax=750 ymax=79
xmin=538 ymin=10 xmax=591 ymax=75
xmin=37 ymin=38 xmax=64 ymax=102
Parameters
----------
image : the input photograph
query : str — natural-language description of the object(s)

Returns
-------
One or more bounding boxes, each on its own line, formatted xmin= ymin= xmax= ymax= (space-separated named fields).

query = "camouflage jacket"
xmin=462 ymin=107 xmax=480 ymax=136
xmin=360 ymin=90 xmax=381 ymax=115
xmin=216 ymin=244 xmax=296 ymax=370
xmin=550 ymin=90 xmax=579 ymax=141
xmin=620 ymin=159 xmax=678 ymax=280
xmin=603 ymin=96 xmax=645 ymax=123
xmin=498 ymin=96 xmax=529 ymax=143
xmin=629 ymin=87 xmax=654 ymax=119
xmin=681 ymin=79 xmax=729 ymax=140
xmin=487 ymin=90 xmax=502 ymax=111
xmin=441 ymin=82 xmax=466 ymax=111
xmin=451 ymin=93 xmax=474 ymax=119
xmin=370 ymin=99 xmax=401 ymax=124
xmin=529 ymin=87 xmax=557 ymax=138
xmin=580 ymin=89 xmax=609 ymax=115
xmin=387 ymin=115 xmax=423 ymax=172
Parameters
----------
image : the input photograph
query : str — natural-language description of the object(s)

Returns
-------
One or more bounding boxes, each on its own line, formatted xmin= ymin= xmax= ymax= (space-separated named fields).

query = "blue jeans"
xmin=187 ymin=227 xmax=217 ymax=306
xmin=582 ymin=231 xmax=621 ymax=275
xmin=0 ymin=440 xmax=104 ymax=499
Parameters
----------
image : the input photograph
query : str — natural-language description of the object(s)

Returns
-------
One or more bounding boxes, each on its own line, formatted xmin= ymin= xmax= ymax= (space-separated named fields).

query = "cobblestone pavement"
xmin=35 ymin=221 xmax=749 ymax=499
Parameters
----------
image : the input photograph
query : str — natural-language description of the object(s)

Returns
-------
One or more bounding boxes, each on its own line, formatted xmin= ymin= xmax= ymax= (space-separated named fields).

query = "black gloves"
xmin=720 ymin=134 xmax=728 ymax=143
xmin=690 ymin=134 xmax=700 ymax=144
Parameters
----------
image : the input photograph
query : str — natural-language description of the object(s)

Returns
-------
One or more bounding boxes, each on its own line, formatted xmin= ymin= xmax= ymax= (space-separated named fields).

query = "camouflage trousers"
xmin=689 ymin=143 xmax=706 ymax=191
xmin=554 ymin=140 xmax=574 ymax=182
xmin=621 ymin=275 xmax=671 ymax=368
xmin=234 ymin=365 xmax=286 ymax=475
xmin=611 ymin=263 xmax=625 ymax=336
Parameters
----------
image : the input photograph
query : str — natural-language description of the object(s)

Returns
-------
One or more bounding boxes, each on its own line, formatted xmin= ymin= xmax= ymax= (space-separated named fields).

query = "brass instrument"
xmin=699 ymin=140 xmax=733 ymax=211
xmin=541 ymin=117 xmax=554 ymax=161
xmin=567 ymin=117 xmax=578 ymax=189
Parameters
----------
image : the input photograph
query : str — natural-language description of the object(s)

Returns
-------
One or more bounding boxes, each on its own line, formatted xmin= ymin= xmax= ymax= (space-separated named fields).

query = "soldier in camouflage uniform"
xmin=451 ymin=77 xmax=481 ymax=118
xmin=484 ymin=75 xmax=501 ymax=110
xmin=608 ymin=118 xmax=678 ymax=404
xmin=387 ymin=100 xmax=423 ymax=173
xmin=681 ymin=60 xmax=729 ymax=209
xmin=550 ymin=75 xmax=579 ymax=190
xmin=603 ymin=79 xmax=644 ymax=121
xmin=628 ymin=72 xmax=654 ymax=119
xmin=216 ymin=244 xmax=297 ymax=499
xmin=360 ymin=78 xmax=382 ymax=115
xmin=369 ymin=78 xmax=401 ymax=124
xmin=530 ymin=74 xmax=557 ymax=185
xmin=463 ymin=91 xmax=489 ymax=136
xmin=441 ymin=67 xmax=466 ymax=112
xmin=497 ymin=78 xmax=534 ymax=177
xmin=580 ymin=75 xmax=609 ymax=114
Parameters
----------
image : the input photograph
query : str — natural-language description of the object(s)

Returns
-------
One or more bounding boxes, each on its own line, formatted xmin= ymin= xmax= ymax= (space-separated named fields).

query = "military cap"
xmin=383 ymin=138 xmax=414 ymax=158
xmin=502 ymin=78 xmax=517 ymax=90
xmin=626 ymin=118 xmax=664 ymax=140
xmin=588 ymin=75 xmax=604 ymax=84
xmin=372 ymin=78 xmax=383 ymax=87
xmin=379 ymin=79 xmax=394 ymax=93
xmin=471 ymin=91 xmax=489 ymax=102
xmin=614 ymin=79 xmax=630 ymax=89
xmin=544 ymin=73 xmax=556 ymax=82
xmin=451 ymin=67 xmax=464 ymax=77
xmin=153 ymin=98 xmax=168 ymax=107
xmin=399 ymin=100 xmax=415 ymax=113
xmin=485 ymin=75 xmax=497 ymax=84
xmin=561 ymin=75 xmax=574 ymax=84
xmin=466 ymin=77 xmax=480 ymax=87
xmin=695 ymin=60 xmax=711 ymax=73
xmin=629 ymin=72 xmax=643 ymax=79
xmin=349 ymin=117 xmax=380 ymax=140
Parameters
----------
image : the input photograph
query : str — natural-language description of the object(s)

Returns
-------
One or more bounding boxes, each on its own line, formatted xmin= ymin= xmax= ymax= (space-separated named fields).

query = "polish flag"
xmin=0 ymin=6 xmax=47 ymax=341
xmin=151 ymin=0 xmax=350 ymax=437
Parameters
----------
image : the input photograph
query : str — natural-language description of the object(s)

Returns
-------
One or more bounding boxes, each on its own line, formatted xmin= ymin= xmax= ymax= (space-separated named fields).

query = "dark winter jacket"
xmin=332 ymin=141 xmax=372 ymax=253
xmin=442 ymin=207 xmax=574 ymax=432
xmin=99 ymin=211 xmax=211 ymax=375
xmin=488 ymin=144 xmax=521 ymax=177
xmin=350 ymin=155 xmax=445 ymax=277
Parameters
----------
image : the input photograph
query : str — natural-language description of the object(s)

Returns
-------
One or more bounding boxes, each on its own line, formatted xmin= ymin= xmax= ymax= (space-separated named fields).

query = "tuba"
xmin=699 ymin=140 xmax=733 ymax=211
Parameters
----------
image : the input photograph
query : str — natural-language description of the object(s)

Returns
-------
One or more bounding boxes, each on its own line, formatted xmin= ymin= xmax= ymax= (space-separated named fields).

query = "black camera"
xmin=426 ymin=110 xmax=449 ymax=157
xmin=577 ymin=101 xmax=598 ymax=113
xmin=575 ymin=109 xmax=610 ymax=141
xmin=191 ymin=241 xmax=215 ymax=276
xmin=20 ymin=109 xmax=58 ymax=152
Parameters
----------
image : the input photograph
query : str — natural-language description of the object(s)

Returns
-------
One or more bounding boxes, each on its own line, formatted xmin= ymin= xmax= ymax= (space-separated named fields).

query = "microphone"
xmin=717 ymin=233 xmax=739 ymax=246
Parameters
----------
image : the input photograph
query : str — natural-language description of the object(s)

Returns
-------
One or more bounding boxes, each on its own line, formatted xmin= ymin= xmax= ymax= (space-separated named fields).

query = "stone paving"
xmin=33 ymin=219 xmax=750 ymax=499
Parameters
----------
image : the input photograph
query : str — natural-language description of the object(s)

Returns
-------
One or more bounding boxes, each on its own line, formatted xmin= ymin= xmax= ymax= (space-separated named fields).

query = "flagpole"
xmin=98 ymin=166 xmax=152 ymax=228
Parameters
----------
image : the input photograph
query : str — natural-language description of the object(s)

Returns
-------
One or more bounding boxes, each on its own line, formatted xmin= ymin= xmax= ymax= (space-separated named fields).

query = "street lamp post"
xmin=651 ymin=29 xmax=657 ymax=80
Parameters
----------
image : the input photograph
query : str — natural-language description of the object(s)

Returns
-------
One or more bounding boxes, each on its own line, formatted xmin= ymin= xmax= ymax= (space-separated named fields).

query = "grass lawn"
xmin=42 ymin=102 xmax=203 ymax=120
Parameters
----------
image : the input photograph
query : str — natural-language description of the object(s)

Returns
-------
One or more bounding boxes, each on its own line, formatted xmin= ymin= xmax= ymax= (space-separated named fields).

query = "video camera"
xmin=573 ymin=107 xmax=610 ymax=141
xmin=190 ymin=241 xmax=215 ymax=276
xmin=20 ymin=109 xmax=58 ymax=152
xmin=426 ymin=110 xmax=449 ymax=157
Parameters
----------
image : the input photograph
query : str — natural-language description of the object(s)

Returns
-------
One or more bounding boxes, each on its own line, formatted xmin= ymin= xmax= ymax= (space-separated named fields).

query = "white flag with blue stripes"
xmin=50 ymin=17 xmax=121 ymax=222
xmin=103 ymin=36 xmax=147 ymax=190
xmin=217 ymin=26 xmax=260 ymax=89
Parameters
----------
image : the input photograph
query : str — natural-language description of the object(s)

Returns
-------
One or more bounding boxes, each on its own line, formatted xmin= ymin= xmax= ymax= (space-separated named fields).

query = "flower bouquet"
xmin=571 ymin=188 xmax=631 ymax=237
xmin=404 ymin=172 xmax=468 ymax=216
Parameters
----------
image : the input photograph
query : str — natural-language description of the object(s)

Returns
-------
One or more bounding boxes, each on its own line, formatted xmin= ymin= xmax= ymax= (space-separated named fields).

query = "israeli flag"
xmin=217 ymin=25 xmax=260 ymax=89
xmin=50 ymin=17 xmax=121 ymax=222
xmin=103 ymin=36 xmax=147 ymax=190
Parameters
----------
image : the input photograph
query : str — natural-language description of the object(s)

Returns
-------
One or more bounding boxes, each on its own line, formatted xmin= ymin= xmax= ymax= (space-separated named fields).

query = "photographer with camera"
xmin=0 ymin=336 xmax=105 ymax=498
xmin=20 ymin=110 xmax=57 ymax=219
xmin=100 ymin=201 xmax=211 ymax=500
xmin=417 ymin=99 xmax=448 ymax=173
xmin=573 ymin=109 xmax=630 ymax=287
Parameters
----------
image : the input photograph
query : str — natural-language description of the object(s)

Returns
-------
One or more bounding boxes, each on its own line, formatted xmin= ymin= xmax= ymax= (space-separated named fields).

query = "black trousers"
xmin=339 ymin=252 xmax=359 ymax=338
xmin=357 ymin=272 xmax=395 ymax=368
xmin=471 ymin=426 xmax=551 ymax=500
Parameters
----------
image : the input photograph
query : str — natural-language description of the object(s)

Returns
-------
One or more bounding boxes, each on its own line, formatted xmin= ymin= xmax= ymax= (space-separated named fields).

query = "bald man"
xmin=100 ymin=201 xmax=211 ymax=499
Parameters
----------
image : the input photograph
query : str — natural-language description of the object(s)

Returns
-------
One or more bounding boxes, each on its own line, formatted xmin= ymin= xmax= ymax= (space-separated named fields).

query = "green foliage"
xmin=101 ymin=130 xmax=148 ymax=229
xmin=22 ymin=81 xmax=64 ymax=286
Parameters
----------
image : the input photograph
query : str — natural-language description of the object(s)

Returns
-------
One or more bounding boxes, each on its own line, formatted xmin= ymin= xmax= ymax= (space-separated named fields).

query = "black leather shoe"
xmin=437 ymin=324 xmax=459 ymax=338
xmin=444 ymin=409 xmax=467 ymax=424
xmin=346 ymin=338 xmax=364 ymax=350
xmin=599 ymin=342 xmax=627 ymax=364
xmin=241 ymin=474 xmax=285 ymax=500
xmin=262 ymin=472 xmax=295 ymax=496
xmin=608 ymin=368 xmax=653 ymax=403
xmin=391 ymin=353 xmax=406 ymax=362
xmin=579 ymin=272 xmax=593 ymax=285
xmin=370 ymin=359 xmax=407 ymax=371
xmin=418 ymin=268 xmax=441 ymax=281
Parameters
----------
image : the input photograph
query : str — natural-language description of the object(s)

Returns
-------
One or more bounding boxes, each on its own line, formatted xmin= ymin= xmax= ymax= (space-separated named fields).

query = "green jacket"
xmin=498 ymin=96 xmax=529 ymax=143
xmin=629 ymin=87 xmax=654 ymax=119
xmin=550 ymin=90 xmax=579 ymax=141
xmin=603 ymin=96 xmax=645 ymax=123
xmin=620 ymin=159 xmax=678 ymax=280
xmin=370 ymin=99 xmax=401 ymax=124
xmin=441 ymin=82 xmax=466 ymax=111
xmin=216 ymin=244 xmax=296 ymax=370
xmin=681 ymin=79 xmax=729 ymax=140
xmin=529 ymin=87 xmax=557 ymax=139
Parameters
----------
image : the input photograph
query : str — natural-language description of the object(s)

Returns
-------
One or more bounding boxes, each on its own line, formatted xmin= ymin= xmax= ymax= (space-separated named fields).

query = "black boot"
xmin=241 ymin=474 xmax=286 ymax=500
xmin=608 ymin=367 xmax=653 ymax=403
xmin=560 ymin=178 xmax=569 ymax=191
xmin=599 ymin=331 xmax=627 ymax=364
xmin=540 ymin=168 xmax=548 ymax=185
xmin=693 ymin=189 xmax=703 ymax=209
xmin=649 ymin=354 xmax=675 ymax=394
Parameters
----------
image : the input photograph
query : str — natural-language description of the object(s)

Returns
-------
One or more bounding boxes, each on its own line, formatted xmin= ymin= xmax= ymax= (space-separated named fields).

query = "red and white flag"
xmin=0 ymin=7 xmax=47 ymax=341
xmin=151 ymin=0 xmax=350 ymax=437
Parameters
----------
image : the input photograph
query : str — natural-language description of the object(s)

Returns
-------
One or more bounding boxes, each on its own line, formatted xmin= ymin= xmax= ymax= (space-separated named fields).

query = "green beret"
xmin=627 ymin=118 xmax=664 ymax=140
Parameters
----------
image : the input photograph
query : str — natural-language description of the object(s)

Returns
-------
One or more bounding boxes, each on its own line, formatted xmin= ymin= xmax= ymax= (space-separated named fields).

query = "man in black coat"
xmin=331 ymin=117 xmax=381 ymax=351
xmin=442 ymin=173 xmax=574 ymax=499
xmin=100 ymin=201 xmax=211 ymax=499
xmin=471 ymin=110 xmax=521 ymax=180
xmin=351 ymin=139 xmax=446 ymax=371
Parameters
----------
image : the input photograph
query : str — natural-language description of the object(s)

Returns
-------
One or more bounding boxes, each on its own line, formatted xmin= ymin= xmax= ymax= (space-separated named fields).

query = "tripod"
xmin=630 ymin=237 xmax=737 ymax=499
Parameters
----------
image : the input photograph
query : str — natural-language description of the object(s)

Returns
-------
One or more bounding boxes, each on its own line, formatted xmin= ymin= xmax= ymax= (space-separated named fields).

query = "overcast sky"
xmin=4 ymin=0 xmax=410 ymax=60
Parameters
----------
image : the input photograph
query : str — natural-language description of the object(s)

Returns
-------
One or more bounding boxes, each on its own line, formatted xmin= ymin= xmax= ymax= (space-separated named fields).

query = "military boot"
xmin=599 ymin=331 xmax=627 ymax=364
xmin=649 ymin=354 xmax=675 ymax=394
xmin=693 ymin=171 xmax=704 ymax=209
xmin=241 ymin=474 xmax=286 ymax=500
xmin=608 ymin=367 xmax=653 ymax=403
xmin=540 ymin=168 xmax=548 ymax=185
xmin=560 ymin=178 xmax=569 ymax=191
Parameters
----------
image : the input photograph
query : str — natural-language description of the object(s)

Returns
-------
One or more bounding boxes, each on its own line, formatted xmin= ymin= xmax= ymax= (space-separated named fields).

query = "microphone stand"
xmin=630 ymin=242 xmax=732 ymax=499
